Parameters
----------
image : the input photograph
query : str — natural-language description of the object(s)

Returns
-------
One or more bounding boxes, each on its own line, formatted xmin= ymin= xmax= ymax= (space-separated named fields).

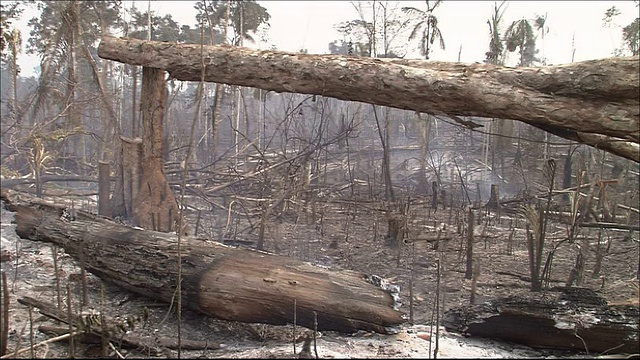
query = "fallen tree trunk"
xmin=0 ymin=189 xmax=405 ymax=334
xmin=442 ymin=287 xmax=639 ymax=354
xmin=97 ymin=36 xmax=639 ymax=162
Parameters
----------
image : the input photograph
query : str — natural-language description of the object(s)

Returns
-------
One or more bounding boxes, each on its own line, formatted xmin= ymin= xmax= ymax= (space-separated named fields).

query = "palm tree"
xmin=402 ymin=0 xmax=445 ymax=60
xmin=485 ymin=1 xmax=507 ymax=65
xmin=532 ymin=13 xmax=551 ymax=159
xmin=622 ymin=18 xmax=639 ymax=55
xmin=533 ymin=13 xmax=548 ymax=65
xmin=483 ymin=2 xmax=512 ymax=179
xmin=623 ymin=1 xmax=639 ymax=56
xmin=6 ymin=29 xmax=21 ymax=126
xmin=504 ymin=18 xmax=539 ymax=67
xmin=26 ymin=1 xmax=85 ymax=166
xmin=27 ymin=1 xmax=121 ymax=137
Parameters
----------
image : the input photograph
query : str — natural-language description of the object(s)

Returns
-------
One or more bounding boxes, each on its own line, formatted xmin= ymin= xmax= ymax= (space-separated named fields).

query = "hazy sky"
xmin=13 ymin=1 xmax=639 ymax=77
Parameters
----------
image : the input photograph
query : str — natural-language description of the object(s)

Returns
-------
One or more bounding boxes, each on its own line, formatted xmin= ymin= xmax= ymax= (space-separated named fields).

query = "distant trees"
xmin=331 ymin=1 xmax=408 ymax=58
xmin=482 ymin=1 xmax=513 ymax=180
xmin=0 ymin=2 xmax=23 ymax=55
xmin=622 ymin=18 xmax=639 ymax=55
xmin=533 ymin=13 xmax=549 ymax=65
xmin=603 ymin=3 xmax=639 ymax=56
xmin=484 ymin=1 xmax=507 ymax=66
xmin=3 ymin=0 xmax=275 ymax=223
xmin=504 ymin=18 xmax=539 ymax=67
xmin=0 ymin=2 xmax=24 ymax=129
xmin=24 ymin=1 xmax=122 ymax=170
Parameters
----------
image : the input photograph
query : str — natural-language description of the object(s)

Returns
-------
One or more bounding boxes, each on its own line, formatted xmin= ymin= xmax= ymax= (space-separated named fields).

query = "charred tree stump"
xmin=115 ymin=136 xmax=142 ymax=220
xmin=442 ymin=287 xmax=639 ymax=354
xmin=431 ymin=181 xmax=439 ymax=210
xmin=465 ymin=208 xmax=474 ymax=280
xmin=0 ymin=189 xmax=405 ymax=334
xmin=97 ymin=161 xmax=111 ymax=217
xmin=487 ymin=184 xmax=499 ymax=209
xmin=133 ymin=67 xmax=183 ymax=234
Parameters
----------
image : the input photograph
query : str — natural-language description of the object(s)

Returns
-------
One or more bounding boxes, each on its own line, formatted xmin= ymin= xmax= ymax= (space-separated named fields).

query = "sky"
xmin=11 ymin=1 xmax=639 ymax=77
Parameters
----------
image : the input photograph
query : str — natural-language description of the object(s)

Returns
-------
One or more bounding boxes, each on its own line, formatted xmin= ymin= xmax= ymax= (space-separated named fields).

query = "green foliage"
xmin=27 ymin=1 xmax=121 ymax=56
xmin=126 ymin=7 xmax=181 ymax=42
xmin=601 ymin=4 xmax=639 ymax=56
xmin=26 ymin=2 xmax=107 ymax=119
xmin=484 ymin=1 xmax=507 ymax=65
xmin=195 ymin=0 xmax=270 ymax=45
xmin=533 ymin=13 xmax=548 ymax=64
xmin=328 ymin=39 xmax=370 ymax=56
xmin=126 ymin=5 xmax=220 ymax=44
xmin=334 ymin=19 xmax=373 ymax=56
xmin=622 ymin=17 xmax=639 ymax=56
xmin=330 ymin=2 xmax=408 ymax=58
xmin=0 ymin=1 xmax=24 ymax=58
xmin=602 ymin=6 xmax=621 ymax=28
xmin=504 ymin=19 xmax=539 ymax=67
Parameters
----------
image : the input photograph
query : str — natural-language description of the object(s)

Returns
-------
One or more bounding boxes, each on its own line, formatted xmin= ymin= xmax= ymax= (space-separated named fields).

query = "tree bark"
xmin=97 ymin=161 xmax=111 ymax=217
xmin=97 ymin=36 xmax=639 ymax=162
xmin=442 ymin=287 xmax=639 ymax=354
xmin=0 ymin=189 xmax=405 ymax=334
xmin=133 ymin=67 xmax=183 ymax=233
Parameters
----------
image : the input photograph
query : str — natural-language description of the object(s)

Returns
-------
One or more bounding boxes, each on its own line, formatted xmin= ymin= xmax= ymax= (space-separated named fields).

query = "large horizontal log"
xmin=442 ymin=287 xmax=639 ymax=354
xmin=97 ymin=36 xmax=639 ymax=162
xmin=0 ymin=189 xmax=405 ymax=334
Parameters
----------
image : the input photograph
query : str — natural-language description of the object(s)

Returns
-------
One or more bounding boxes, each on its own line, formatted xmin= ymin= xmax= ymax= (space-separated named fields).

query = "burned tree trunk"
xmin=0 ymin=189 xmax=405 ymax=334
xmin=132 ymin=67 xmax=183 ymax=234
xmin=97 ymin=36 xmax=639 ymax=162
xmin=442 ymin=287 xmax=639 ymax=354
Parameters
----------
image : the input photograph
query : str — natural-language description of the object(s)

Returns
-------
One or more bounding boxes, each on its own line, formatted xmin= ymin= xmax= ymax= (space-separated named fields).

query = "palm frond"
xmin=534 ymin=13 xmax=547 ymax=33
xmin=427 ymin=16 xmax=445 ymax=50
xmin=542 ymin=159 xmax=557 ymax=191
xmin=401 ymin=7 xmax=425 ymax=17
xmin=525 ymin=204 xmax=540 ymax=241
xmin=435 ymin=28 xmax=445 ymax=50
xmin=30 ymin=2 xmax=75 ymax=119
xmin=504 ymin=20 xmax=523 ymax=52
xmin=408 ymin=21 xmax=426 ymax=41
xmin=419 ymin=31 xmax=427 ymax=56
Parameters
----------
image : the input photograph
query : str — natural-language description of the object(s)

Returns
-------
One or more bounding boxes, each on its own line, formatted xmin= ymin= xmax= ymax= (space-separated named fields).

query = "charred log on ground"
xmin=442 ymin=287 xmax=639 ymax=354
xmin=0 ymin=189 xmax=405 ymax=334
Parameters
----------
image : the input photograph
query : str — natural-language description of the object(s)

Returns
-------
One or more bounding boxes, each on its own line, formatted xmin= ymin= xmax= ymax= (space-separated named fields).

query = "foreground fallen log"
xmin=98 ymin=36 xmax=639 ymax=162
xmin=442 ymin=287 xmax=639 ymax=354
xmin=0 ymin=189 xmax=405 ymax=333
